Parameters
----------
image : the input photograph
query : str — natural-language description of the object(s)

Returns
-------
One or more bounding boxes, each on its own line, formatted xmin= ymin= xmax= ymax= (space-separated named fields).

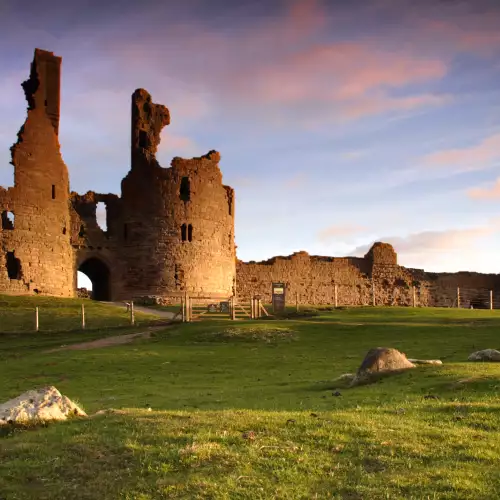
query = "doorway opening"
xmin=78 ymin=257 xmax=111 ymax=301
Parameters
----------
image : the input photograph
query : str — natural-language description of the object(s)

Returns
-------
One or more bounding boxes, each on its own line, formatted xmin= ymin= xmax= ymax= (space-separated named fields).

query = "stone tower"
xmin=0 ymin=49 xmax=74 ymax=296
xmin=118 ymin=89 xmax=236 ymax=298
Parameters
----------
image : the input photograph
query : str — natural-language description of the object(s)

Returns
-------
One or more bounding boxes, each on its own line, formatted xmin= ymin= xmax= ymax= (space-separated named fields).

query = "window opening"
xmin=6 ymin=251 xmax=22 ymax=280
xmin=181 ymin=223 xmax=187 ymax=242
xmin=52 ymin=185 xmax=56 ymax=199
xmin=188 ymin=224 xmax=193 ymax=242
xmin=96 ymin=202 xmax=107 ymax=232
xmin=79 ymin=224 xmax=85 ymax=238
xmin=1 ymin=211 xmax=14 ymax=230
xmin=138 ymin=130 xmax=148 ymax=149
xmin=180 ymin=177 xmax=190 ymax=201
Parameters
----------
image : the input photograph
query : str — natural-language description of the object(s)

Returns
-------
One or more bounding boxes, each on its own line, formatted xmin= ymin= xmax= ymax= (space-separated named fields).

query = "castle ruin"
xmin=1 ymin=49 xmax=499 ymax=307
xmin=0 ymin=49 xmax=235 ymax=301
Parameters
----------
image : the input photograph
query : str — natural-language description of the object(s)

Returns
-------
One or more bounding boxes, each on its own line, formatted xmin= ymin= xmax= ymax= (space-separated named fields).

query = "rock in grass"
xmin=0 ymin=386 xmax=86 ymax=425
xmin=408 ymin=358 xmax=443 ymax=365
xmin=350 ymin=347 xmax=415 ymax=387
xmin=468 ymin=349 xmax=500 ymax=362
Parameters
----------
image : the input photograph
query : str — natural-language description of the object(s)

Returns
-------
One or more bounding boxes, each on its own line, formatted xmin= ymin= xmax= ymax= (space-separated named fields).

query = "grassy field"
xmin=1 ymin=303 xmax=500 ymax=499
xmin=0 ymin=295 xmax=164 ymax=333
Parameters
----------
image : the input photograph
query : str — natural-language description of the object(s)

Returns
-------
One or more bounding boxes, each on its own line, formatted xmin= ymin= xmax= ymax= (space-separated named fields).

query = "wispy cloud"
xmin=318 ymin=224 xmax=366 ymax=242
xmin=468 ymin=177 xmax=500 ymax=200
xmin=422 ymin=133 xmax=500 ymax=171
xmin=351 ymin=224 xmax=498 ymax=259
xmin=285 ymin=172 xmax=307 ymax=189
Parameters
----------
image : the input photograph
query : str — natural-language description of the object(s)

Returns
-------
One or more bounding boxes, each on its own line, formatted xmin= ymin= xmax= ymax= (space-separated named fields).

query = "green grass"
xmin=1 ymin=305 xmax=500 ymax=498
xmin=0 ymin=294 xmax=164 ymax=333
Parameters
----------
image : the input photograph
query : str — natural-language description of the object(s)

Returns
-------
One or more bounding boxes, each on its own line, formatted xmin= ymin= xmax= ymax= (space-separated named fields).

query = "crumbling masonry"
xmin=0 ymin=49 xmax=235 ymax=300
xmin=1 ymin=49 xmax=499 ymax=305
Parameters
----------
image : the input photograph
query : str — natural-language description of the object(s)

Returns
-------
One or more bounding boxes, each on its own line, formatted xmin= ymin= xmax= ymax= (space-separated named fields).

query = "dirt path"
xmin=106 ymin=302 xmax=180 ymax=320
xmin=45 ymin=326 xmax=166 ymax=353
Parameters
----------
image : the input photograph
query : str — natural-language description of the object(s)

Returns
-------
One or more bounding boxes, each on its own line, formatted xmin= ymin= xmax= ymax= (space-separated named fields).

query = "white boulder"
xmin=0 ymin=386 xmax=87 ymax=425
xmin=408 ymin=359 xmax=443 ymax=365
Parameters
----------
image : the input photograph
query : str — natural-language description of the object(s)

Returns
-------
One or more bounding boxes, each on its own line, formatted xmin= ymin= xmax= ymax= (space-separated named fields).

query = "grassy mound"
xmin=196 ymin=325 xmax=297 ymax=343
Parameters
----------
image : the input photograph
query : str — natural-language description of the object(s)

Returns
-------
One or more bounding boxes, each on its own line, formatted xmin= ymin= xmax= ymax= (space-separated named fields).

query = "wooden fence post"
xmin=334 ymin=284 xmax=338 ymax=308
xmin=490 ymin=290 xmax=493 ymax=310
xmin=181 ymin=294 xmax=186 ymax=322
xmin=412 ymin=286 xmax=416 ymax=308
xmin=457 ymin=287 xmax=460 ymax=308
xmin=81 ymin=303 xmax=86 ymax=329
xmin=130 ymin=301 xmax=135 ymax=325
xmin=231 ymin=295 xmax=236 ymax=321
xmin=35 ymin=307 xmax=39 ymax=332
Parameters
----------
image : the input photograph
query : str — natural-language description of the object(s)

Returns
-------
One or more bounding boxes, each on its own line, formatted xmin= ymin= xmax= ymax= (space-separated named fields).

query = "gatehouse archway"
xmin=78 ymin=257 xmax=111 ymax=301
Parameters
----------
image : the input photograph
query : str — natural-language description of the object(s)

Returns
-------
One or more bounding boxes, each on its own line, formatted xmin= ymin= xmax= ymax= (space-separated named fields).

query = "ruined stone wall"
xmin=0 ymin=49 xmax=74 ymax=297
xmin=70 ymin=191 xmax=123 ymax=299
xmin=236 ymin=243 xmax=500 ymax=307
xmin=237 ymin=251 xmax=372 ymax=305
xmin=115 ymin=90 xmax=235 ymax=299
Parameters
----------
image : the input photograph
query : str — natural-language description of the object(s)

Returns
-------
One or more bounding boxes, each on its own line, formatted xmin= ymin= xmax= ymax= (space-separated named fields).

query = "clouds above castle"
xmin=0 ymin=0 xmax=499 ymax=272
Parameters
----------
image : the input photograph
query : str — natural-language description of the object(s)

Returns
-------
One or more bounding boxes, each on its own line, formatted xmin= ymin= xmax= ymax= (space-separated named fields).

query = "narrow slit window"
xmin=180 ymin=177 xmax=190 ymax=201
xmin=181 ymin=223 xmax=187 ymax=242
xmin=52 ymin=185 xmax=56 ymax=199
xmin=78 ymin=224 xmax=85 ymax=238
xmin=188 ymin=224 xmax=193 ymax=242
xmin=1 ymin=211 xmax=14 ymax=230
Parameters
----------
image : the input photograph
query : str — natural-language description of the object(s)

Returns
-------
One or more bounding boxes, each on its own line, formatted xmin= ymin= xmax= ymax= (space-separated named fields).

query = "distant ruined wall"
xmin=0 ymin=49 xmax=74 ymax=297
xmin=236 ymin=243 xmax=500 ymax=307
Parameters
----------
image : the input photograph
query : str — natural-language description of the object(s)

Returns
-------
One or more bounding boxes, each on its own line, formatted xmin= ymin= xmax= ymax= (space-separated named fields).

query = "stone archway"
xmin=78 ymin=257 xmax=111 ymax=301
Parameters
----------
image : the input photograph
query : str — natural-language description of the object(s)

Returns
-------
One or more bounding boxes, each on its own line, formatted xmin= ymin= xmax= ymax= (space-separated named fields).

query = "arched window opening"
xmin=1 ymin=211 xmax=14 ymax=230
xmin=188 ymin=224 xmax=193 ymax=242
xmin=181 ymin=223 xmax=187 ymax=242
xmin=52 ymin=185 xmax=56 ymax=200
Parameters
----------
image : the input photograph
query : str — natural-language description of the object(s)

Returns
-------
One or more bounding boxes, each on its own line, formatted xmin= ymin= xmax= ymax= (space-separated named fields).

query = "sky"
xmin=1 ymin=0 xmax=500 ymax=281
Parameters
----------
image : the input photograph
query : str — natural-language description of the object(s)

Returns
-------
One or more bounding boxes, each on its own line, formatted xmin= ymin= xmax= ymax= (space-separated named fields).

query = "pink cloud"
xmin=231 ymin=43 xmax=447 ymax=109
xmin=94 ymin=2 xmax=449 ymax=124
xmin=423 ymin=133 xmax=500 ymax=170
xmin=318 ymin=224 xmax=366 ymax=242
xmin=468 ymin=178 xmax=500 ymax=200
xmin=285 ymin=172 xmax=308 ymax=189
xmin=421 ymin=18 xmax=500 ymax=55
xmin=352 ymin=225 xmax=497 ymax=258
xmin=340 ymin=93 xmax=450 ymax=119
